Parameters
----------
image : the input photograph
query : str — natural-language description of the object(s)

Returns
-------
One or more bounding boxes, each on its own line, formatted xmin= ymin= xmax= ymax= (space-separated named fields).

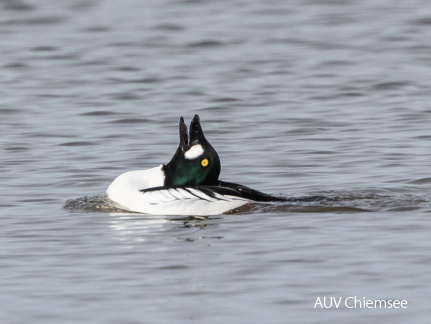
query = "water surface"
xmin=1 ymin=0 xmax=431 ymax=323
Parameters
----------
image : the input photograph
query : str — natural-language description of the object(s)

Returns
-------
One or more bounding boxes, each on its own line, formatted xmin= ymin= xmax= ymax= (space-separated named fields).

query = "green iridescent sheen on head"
xmin=163 ymin=115 xmax=221 ymax=187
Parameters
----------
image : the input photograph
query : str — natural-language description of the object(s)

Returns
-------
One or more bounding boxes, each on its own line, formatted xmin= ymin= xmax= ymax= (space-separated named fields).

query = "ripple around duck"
xmin=108 ymin=118 xmax=153 ymax=124
xmin=1 ymin=1 xmax=34 ymax=11
xmin=2 ymin=16 xmax=66 ymax=26
xmin=186 ymin=40 xmax=225 ymax=48
xmin=0 ymin=107 xmax=21 ymax=114
xmin=127 ymin=77 xmax=163 ymax=84
xmin=59 ymin=141 xmax=97 ymax=147
xmin=31 ymin=46 xmax=57 ymax=52
xmin=408 ymin=177 xmax=431 ymax=185
xmin=64 ymin=188 xmax=429 ymax=216
xmin=64 ymin=195 xmax=127 ymax=213
xmin=372 ymin=81 xmax=411 ymax=90
xmin=80 ymin=111 xmax=120 ymax=117
xmin=2 ymin=62 xmax=30 ymax=69
xmin=412 ymin=17 xmax=431 ymax=25
xmin=152 ymin=23 xmax=184 ymax=31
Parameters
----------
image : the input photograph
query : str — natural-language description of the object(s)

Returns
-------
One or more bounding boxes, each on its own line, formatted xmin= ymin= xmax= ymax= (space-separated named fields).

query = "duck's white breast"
xmin=106 ymin=165 xmax=165 ymax=212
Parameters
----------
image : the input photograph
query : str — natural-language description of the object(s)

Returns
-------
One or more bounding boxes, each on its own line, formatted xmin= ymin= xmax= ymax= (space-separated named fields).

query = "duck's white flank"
xmin=106 ymin=165 xmax=165 ymax=211
xmin=184 ymin=144 xmax=204 ymax=159
xmin=106 ymin=165 xmax=249 ymax=216
xmin=137 ymin=188 xmax=249 ymax=216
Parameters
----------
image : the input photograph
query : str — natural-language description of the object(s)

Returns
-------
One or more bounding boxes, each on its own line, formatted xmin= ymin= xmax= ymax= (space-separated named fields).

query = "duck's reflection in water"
xmin=108 ymin=213 xmax=219 ymax=246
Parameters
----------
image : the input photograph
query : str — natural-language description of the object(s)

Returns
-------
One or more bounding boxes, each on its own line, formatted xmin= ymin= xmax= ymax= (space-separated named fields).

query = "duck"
xmin=106 ymin=114 xmax=285 ymax=216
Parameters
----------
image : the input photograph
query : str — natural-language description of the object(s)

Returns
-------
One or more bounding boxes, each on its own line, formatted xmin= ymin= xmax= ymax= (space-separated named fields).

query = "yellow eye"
xmin=201 ymin=158 xmax=209 ymax=167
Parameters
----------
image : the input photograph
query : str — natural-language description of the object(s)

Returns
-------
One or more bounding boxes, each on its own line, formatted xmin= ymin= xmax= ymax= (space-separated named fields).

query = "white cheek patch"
xmin=184 ymin=144 xmax=204 ymax=160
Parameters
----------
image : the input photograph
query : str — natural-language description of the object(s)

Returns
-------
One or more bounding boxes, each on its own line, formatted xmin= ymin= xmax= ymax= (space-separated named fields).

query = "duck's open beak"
xmin=179 ymin=117 xmax=190 ymax=152
xmin=189 ymin=114 xmax=209 ymax=147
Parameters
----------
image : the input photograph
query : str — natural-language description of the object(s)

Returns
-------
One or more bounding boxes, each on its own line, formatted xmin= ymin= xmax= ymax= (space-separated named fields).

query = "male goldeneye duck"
xmin=106 ymin=115 xmax=285 ymax=216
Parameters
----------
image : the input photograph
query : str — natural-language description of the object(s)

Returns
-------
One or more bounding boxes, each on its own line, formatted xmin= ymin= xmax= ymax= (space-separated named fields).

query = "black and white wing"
xmin=213 ymin=181 xmax=286 ymax=202
xmin=137 ymin=185 xmax=249 ymax=215
xmin=136 ymin=181 xmax=285 ymax=216
xmin=139 ymin=186 xmax=248 ymax=204
xmin=140 ymin=181 xmax=285 ymax=202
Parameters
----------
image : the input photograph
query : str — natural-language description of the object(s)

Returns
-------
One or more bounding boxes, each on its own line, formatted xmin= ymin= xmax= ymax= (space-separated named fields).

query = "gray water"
xmin=1 ymin=0 xmax=431 ymax=323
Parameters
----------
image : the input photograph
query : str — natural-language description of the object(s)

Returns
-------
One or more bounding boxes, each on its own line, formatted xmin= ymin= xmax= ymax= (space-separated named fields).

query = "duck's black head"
xmin=163 ymin=115 xmax=221 ymax=187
